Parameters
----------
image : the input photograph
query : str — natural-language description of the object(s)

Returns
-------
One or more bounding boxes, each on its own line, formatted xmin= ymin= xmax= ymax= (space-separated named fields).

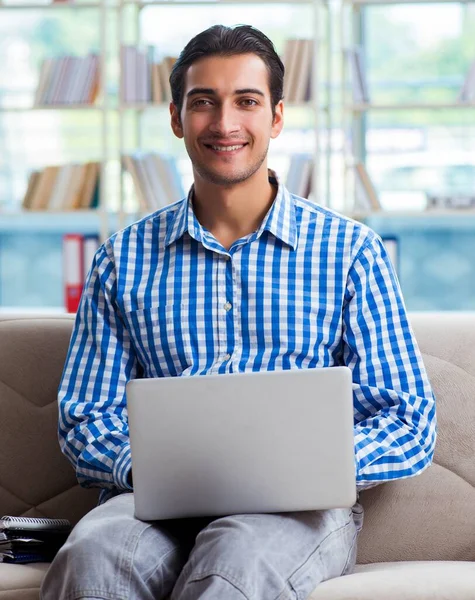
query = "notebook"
xmin=126 ymin=366 xmax=357 ymax=521
xmin=0 ymin=516 xmax=71 ymax=532
xmin=0 ymin=516 xmax=71 ymax=564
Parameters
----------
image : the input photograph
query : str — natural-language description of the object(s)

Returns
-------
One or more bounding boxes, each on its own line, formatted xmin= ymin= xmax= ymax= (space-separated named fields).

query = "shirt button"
xmin=224 ymin=301 xmax=232 ymax=312
xmin=223 ymin=353 xmax=231 ymax=361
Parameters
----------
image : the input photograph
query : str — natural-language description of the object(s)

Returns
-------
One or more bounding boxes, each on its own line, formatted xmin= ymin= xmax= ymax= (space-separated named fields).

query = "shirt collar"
xmin=165 ymin=169 xmax=297 ymax=251
xmin=258 ymin=170 xmax=297 ymax=250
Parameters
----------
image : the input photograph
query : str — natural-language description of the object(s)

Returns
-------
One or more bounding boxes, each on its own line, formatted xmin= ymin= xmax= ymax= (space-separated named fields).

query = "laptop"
xmin=126 ymin=366 xmax=356 ymax=521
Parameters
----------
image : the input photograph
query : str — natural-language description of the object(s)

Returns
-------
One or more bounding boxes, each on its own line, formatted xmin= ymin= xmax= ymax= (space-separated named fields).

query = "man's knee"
xmin=176 ymin=571 xmax=249 ymax=600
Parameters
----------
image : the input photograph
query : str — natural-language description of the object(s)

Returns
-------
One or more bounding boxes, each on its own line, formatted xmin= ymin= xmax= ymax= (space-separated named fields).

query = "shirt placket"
xmin=215 ymin=253 xmax=234 ymax=368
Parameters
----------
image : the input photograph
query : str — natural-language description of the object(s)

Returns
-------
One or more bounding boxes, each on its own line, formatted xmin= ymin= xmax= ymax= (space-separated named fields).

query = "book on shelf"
xmin=22 ymin=162 xmax=100 ymax=211
xmin=286 ymin=153 xmax=313 ymax=199
xmin=120 ymin=45 xmax=177 ymax=104
xmin=281 ymin=39 xmax=313 ymax=104
xmin=34 ymin=54 xmax=100 ymax=106
xmin=161 ymin=57 xmax=176 ymax=103
xmin=63 ymin=233 xmax=84 ymax=314
xmin=284 ymin=39 xmax=302 ymax=104
xmin=26 ymin=165 xmax=60 ymax=211
xmin=457 ymin=57 xmax=475 ymax=103
xmin=294 ymin=39 xmax=314 ymax=104
xmin=62 ymin=233 xmax=100 ymax=313
xmin=353 ymin=161 xmax=381 ymax=212
xmin=21 ymin=171 xmax=42 ymax=210
xmin=122 ymin=151 xmax=184 ymax=211
xmin=345 ymin=47 xmax=369 ymax=104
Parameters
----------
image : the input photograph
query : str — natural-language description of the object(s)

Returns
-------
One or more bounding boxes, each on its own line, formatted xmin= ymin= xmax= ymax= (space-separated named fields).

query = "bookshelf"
xmin=340 ymin=0 xmax=475 ymax=310
xmin=341 ymin=0 xmax=475 ymax=215
xmin=0 ymin=0 xmax=111 ymax=308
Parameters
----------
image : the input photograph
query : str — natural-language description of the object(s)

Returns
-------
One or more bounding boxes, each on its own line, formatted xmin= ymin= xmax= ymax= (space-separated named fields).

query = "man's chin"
xmin=196 ymin=167 xmax=255 ymax=187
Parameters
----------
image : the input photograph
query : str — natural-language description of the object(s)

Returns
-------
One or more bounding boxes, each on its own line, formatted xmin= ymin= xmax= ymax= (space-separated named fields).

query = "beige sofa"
xmin=0 ymin=313 xmax=474 ymax=599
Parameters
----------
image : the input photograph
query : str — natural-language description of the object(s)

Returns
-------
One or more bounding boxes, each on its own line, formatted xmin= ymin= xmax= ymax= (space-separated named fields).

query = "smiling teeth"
xmin=211 ymin=145 xmax=244 ymax=151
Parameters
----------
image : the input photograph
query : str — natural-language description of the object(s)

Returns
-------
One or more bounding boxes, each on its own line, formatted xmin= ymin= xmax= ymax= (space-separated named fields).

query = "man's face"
xmin=170 ymin=53 xmax=284 ymax=187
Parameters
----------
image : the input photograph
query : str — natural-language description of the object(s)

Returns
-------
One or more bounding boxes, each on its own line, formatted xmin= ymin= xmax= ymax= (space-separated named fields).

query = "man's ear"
xmin=170 ymin=102 xmax=184 ymax=139
xmin=270 ymin=100 xmax=284 ymax=139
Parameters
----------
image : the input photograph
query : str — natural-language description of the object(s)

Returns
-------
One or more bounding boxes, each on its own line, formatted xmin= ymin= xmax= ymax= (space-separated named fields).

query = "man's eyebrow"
xmin=186 ymin=88 xmax=215 ymax=98
xmin=235 ymin=88 xmax=265 ymax=97
xmin=186 ymin=87 xmax=266 ymax=98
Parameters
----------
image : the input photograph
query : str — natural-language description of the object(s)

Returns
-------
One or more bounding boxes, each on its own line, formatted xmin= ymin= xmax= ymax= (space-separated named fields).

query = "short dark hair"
xmin=169 ymin=24 xmax=284 ymax=119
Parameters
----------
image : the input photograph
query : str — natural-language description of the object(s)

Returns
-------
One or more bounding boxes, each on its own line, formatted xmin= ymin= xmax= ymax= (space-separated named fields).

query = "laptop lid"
xmin=126 ymin=366 xmax=356 ymax=521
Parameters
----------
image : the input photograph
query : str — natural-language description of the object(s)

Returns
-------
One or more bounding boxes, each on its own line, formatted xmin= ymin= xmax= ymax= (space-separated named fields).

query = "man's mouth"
xmin=203 ymin=143 xmax=248 ymax=153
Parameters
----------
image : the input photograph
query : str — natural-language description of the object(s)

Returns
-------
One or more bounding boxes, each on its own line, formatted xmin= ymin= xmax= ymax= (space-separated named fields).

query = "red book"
xmin=63 ymin=233 xmax=84 ymax=313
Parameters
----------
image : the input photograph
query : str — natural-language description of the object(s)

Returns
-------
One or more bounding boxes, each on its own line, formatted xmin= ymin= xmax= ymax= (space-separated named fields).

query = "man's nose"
xmin=208 ymin=105 xmax=240 ymax=136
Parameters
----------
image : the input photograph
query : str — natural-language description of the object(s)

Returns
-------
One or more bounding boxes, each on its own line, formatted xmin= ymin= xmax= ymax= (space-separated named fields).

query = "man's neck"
xmin=192 ymin=170 xmax=277 ymax=251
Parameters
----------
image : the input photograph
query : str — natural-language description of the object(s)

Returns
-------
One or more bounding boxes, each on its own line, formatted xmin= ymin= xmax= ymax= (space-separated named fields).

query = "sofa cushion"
xmin=357 ymin=312 xmax=475 ymax=563
xmin=310 ymin=561 xmax=475 ymax=599
xmin=356 ymin=464 xmax=475 ymax=563
xmin=0 ymin=316 xmax=99 ymax=523
xmin=0 ymin=563 xmax=48 ymax=599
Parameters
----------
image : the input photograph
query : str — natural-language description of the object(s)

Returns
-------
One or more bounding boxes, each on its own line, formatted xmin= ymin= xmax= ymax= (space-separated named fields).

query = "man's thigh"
xmin=173 ymin=503 xmax=363 ymax=600
xmin=40 ymin=493 xmax=211 ymax=600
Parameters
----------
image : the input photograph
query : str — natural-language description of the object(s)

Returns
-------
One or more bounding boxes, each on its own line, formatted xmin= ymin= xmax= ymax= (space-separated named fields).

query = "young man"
xmin=41 ymin=25 xmax=436 ymax=600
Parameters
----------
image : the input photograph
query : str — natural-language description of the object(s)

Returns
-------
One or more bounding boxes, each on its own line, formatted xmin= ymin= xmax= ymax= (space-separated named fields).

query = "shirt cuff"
xmin=113 ymin=442 xmax=133 ymax=491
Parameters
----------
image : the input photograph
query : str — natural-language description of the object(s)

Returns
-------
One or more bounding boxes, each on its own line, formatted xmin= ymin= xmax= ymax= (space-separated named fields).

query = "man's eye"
xmin=241 ymin=99 xmax=258 ymax=106
xmin=193 ymin=99 xmax=212 ymax=107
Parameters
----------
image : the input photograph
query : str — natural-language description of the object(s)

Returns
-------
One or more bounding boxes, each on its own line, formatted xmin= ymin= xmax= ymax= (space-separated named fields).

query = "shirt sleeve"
xmin=58 ymin=242 xmax=138 ymax=492
xmin=343 ymin=232 xmax=437 ymax=491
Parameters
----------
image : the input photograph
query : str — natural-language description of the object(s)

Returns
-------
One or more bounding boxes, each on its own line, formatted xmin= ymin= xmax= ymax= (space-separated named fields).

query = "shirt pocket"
xmin=124 ymin=305 xmax=191 ymax=378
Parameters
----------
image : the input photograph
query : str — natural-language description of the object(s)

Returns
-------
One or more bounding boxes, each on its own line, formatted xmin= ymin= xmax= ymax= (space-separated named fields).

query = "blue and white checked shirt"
xmin=58 ymin=171 xmax=437 ymax=502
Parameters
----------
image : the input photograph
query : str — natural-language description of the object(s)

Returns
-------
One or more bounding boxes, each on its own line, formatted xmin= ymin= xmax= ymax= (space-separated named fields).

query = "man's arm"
xmin=58 ymin=241 xmax=138 ymax=492
xmin=343 ymin=232 xmax=437 ymax=491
